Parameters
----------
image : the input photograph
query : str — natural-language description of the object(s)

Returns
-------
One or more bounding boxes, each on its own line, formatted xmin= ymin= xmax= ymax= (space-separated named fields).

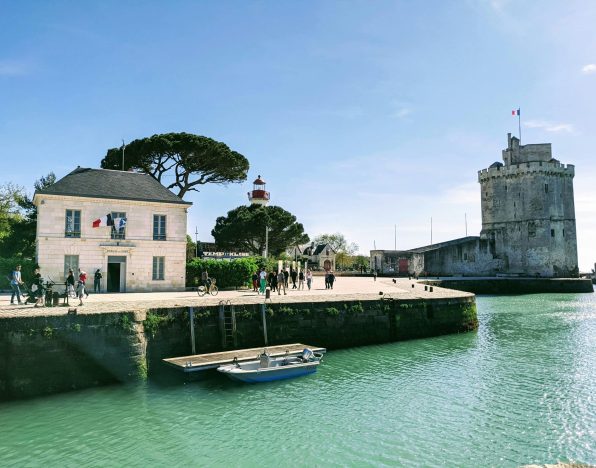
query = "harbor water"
xmin=1 ymin=294 xmax=594 ymax=467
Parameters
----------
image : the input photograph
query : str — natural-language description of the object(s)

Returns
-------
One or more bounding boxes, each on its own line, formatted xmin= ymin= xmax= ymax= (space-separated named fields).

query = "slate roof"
xmin=35 ymin=167 xmax=192 ymax=205
xmin=303 ymin=243 xmax=335 ymax=256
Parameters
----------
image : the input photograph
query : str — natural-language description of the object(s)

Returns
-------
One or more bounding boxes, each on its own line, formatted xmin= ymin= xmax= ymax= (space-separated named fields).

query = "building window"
xmin=65 ymin=210 xmax=81 ymax=238
xmin=152 ymin=256 xmax=165 ymax=280
xmin=551 ymin=229 xmax=555 ymax=238
xmin=545 ymin=183 xmax=549 ymax=193
xmin=64 ymin=255 xmax=79 ymax=279
xmin=111 ymin=212 xmax=126 ymax=240
xmin=153 ymin=215 xmax=166 ymax=241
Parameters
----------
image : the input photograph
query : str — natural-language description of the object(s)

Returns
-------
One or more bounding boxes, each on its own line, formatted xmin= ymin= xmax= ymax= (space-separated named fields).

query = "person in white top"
xmin=259 ymin=269 xmax=267 ymax=294
xmin=306 ymin=269 xmax=313 ymax=290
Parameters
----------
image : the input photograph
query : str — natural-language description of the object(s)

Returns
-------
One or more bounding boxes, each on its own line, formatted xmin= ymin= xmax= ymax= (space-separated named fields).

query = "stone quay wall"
xmin=0 ymin=296 xmax=477 ymax=401
xmin=420 ymin=278 xmax=593 ymax=294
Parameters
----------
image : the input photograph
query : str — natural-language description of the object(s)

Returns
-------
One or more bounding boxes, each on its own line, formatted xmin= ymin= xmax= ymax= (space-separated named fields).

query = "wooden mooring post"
xmin=189 ymin=307 xmax=196 ymax=355
xmin=261 ymin=303 xmax=268 ymax=346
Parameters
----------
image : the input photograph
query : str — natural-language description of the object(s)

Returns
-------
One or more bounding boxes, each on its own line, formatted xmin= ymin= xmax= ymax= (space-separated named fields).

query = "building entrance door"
xmin=107 ymin=256 xmax=127 ymax=292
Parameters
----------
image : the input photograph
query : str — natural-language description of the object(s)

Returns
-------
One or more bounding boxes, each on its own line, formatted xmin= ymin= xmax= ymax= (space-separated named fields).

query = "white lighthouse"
xmin=247 ymin=175 xmax=270 ymax=206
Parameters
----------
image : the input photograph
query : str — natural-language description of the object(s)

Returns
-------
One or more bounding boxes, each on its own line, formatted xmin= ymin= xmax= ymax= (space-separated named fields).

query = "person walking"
xmin=76 ymin=278 xmax=85 ymax=306
xmin=78 ymin=268 xmax=89 ymax=298
xmin=324 ymin=271 xmax=330 ymax=289
xmin=290 ymin=269 xmax=298 ymax=289
xmin=259 ymin=268 xmax=267 ymax=295
xmin=277 ymin=270 xmax=286 ymax=295
xmin=32 ymin=267 xmax=45 ymax=307
xmin=298 ymin=270 xmax=305 ymax=290
xmin=251 ymin=272 xmax=259 ymax=292
xmin=328 ymin=271 xmax=336 ymax=290
xmin=10 ymin=264 xmax=23 ymax=305
xmin=283 ymin=269 xmax=289 ymax=289
xmin=94 ymin=269 xmax=102 ymax=293
xmin=271 ymin=270 xmax=278 ymax=292
xmin=306 ymin=269 xmax=313 ymax=290
xmin=66 ymin=269 xmax=76 ymax=297
xmin=373 ymin=270 xmax=377 ymax=282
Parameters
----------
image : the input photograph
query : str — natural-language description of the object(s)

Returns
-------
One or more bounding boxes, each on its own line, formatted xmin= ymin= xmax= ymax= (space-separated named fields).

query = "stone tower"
xmin=247 ymin=175 xmax=270 ymax=206
xmin=477 ymin=134 xmax=578 ymax=277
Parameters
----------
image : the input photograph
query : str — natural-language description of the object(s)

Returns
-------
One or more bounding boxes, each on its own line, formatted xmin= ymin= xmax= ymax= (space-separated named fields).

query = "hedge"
xmin=0 ymin=257 xmax=37 ymax=290
xmin=186 ymin=257 xmax=260 ymax=289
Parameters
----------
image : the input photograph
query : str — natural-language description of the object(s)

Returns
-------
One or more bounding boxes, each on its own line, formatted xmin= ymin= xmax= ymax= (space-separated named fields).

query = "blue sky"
xmin=1 ymin=0 xmax=595 ymax=270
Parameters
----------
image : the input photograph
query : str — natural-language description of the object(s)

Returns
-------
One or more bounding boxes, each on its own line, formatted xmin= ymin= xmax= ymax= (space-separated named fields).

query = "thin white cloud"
xmin=524 ymin=120 xmax=575 ymax=133
xmin=581 ymin=64 xmax=596 ymax=74
xmin=391 ymin=107 xmax=411 ymax=119
xmin=0 ymin=61 xmax=28 ymax=76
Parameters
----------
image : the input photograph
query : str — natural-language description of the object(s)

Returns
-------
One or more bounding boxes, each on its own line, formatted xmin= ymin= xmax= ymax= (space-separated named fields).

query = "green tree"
xmin=313 ymin=233 xmax=358 ymax=255
xmin=186 ymin=234 xmax=196 ymax=262
xmin=100 ymin=132 xmax=250 ymax=198
xmin=0 ymin=173 xmax=56 ymax=259
xmin=211 ymin=205 xmax=309 ymax=257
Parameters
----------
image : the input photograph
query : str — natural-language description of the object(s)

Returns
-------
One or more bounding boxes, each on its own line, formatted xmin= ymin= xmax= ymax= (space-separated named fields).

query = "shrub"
xmin=186 ymin=257 xmax=259 ymax=289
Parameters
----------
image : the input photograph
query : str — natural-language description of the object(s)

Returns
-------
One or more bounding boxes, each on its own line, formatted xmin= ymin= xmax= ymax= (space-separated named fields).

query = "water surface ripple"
xmin=1 ymin=294 xmax=595 ymax=467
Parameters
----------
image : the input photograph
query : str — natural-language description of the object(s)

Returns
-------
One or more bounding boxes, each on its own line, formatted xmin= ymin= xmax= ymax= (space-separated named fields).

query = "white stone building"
xmin=33 ymin=167 xmax=191 ymax=292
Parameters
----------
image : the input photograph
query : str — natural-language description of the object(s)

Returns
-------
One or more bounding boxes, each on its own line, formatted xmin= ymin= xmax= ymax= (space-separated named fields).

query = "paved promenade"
xmin=0 ymin=277 xmax=472 ymax=318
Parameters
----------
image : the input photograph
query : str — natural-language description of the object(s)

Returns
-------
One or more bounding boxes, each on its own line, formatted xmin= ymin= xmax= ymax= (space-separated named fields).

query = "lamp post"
xmin=195 ymin=226 xmax=199 ymax=258
xmin=121 ymin=139 xmax=126 ymax=171
xmin=264 ymin=226 xmax=271 ymax=258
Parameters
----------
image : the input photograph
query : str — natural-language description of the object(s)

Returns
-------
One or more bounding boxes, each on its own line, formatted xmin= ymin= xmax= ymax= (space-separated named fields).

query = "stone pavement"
xmin=0 ymin=277 xmax=472 ymax=318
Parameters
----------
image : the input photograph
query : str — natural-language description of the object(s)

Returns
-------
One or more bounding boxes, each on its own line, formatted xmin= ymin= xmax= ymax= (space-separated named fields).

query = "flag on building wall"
xmin=92 ymin=214 xmax=114 ymax=228
xmin=512 ymin=109 xmax=520 ymax=116
xmin=113 ymin=218 xmax=127 ymax=231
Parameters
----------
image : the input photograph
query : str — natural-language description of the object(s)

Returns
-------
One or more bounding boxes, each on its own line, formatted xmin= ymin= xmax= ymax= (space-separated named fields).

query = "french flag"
xmin=92 ymin=214 xmax=114 ymax=228
xmin=512 ymin=109 xmax=520 ymax=116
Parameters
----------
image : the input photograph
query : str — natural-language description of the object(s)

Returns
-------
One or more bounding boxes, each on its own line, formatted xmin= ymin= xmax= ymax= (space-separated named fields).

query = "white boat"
xmin=217 ymin=348 xmax=323 ymax=383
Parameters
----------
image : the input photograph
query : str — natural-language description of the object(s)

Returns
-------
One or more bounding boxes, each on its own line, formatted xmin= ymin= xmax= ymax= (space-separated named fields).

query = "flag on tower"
xmin=512 ymin=108 xmax=520 ymax=116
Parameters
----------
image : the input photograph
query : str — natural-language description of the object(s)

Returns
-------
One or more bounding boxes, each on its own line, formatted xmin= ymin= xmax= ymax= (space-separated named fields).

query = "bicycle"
xmin=197 ymin=278 xmax=218 ymax=297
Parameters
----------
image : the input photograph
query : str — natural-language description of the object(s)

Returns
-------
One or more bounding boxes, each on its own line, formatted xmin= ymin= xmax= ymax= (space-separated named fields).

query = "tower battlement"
xmin=478 ymin=161 xmax=575 ymax=182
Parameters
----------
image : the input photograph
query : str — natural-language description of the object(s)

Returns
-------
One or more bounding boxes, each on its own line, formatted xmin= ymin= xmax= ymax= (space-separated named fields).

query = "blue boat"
xmin=217 ymin=349 xmax=323 ymax=383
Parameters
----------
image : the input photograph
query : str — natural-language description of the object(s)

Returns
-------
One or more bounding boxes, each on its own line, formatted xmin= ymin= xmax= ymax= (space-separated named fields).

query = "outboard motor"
xmin=302 ymin=348 xmax=314 ymax=362
xmin=259 ymin=351 xmax=271 ymax=368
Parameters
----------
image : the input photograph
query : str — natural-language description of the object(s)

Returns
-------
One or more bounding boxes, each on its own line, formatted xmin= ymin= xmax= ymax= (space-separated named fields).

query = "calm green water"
xmin=1 ymin=294 xmax=595 ymax=467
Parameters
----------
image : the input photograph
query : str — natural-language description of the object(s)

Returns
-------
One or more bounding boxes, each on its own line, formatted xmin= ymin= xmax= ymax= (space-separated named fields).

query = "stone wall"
xmin=0 ymin=296 xmax=477 ymax=401
xmin=420 ymin=278 xmax=593 ymax=294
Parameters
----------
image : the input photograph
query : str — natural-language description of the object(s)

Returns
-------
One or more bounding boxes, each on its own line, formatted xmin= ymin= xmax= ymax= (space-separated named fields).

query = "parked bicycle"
xmin=197 ymin=278 xmax=218 ymax=297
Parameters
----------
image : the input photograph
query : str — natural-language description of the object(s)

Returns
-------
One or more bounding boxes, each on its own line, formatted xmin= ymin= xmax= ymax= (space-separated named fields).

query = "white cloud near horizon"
xmin=524 ymin=120 xmax=575 ymax=133
xmin=581 ymin=63 xmax=596 ymax=74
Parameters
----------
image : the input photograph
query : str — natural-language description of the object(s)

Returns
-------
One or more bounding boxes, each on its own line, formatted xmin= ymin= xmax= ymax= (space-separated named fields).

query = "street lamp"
xmin=264 ymin=226 xmax=271 ymax=258
xmin=195 ymin=226 xmax=199 ymax=258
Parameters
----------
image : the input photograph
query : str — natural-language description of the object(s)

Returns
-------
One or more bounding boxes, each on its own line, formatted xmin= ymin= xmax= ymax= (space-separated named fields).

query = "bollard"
xmin=429 ymin=287 xmax=433 ymax=292
xmin=424 ymin=285 xmax=428 ymax=291
xmin=411 ymin=284 xmax=415 ymax=288
xmin=265 ymin=287 xmax=271 ymax=299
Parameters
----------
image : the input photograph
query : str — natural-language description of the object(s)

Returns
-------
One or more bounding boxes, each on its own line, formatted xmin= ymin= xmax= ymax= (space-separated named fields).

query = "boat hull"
xmin=218 ymin=359 xmax=320 ymax=383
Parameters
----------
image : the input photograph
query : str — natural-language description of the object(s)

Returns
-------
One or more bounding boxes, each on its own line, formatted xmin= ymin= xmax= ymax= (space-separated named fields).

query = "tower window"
xmin=551 ymin=229 xmax=555 ymax=238
xmin=545 ymin=183 xmax=549 ymax=193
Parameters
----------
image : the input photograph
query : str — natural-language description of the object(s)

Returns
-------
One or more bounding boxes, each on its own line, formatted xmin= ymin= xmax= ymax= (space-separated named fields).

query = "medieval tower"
xmin=478 ymin=133 xmax=578 ymax=277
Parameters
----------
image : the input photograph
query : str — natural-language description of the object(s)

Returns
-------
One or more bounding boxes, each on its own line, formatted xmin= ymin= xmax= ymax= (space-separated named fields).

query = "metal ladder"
xmin=219 ymin=300 xmax=237 ymax=349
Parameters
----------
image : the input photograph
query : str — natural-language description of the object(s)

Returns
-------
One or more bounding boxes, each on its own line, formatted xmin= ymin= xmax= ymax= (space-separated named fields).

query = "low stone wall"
xmin=1 ymin=296 xmax=477 ymax=401
xmin=420 ymin=278 xmax=593 ymax=294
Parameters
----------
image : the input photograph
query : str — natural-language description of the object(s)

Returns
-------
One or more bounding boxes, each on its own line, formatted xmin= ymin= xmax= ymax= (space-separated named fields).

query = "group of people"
xmin=252 ymin=268 xmax=314 ymax=295
xmin=9 ymin=264 xmax=103 ymax=307
xmin=324 ymin=271 xmax=337 ymax=289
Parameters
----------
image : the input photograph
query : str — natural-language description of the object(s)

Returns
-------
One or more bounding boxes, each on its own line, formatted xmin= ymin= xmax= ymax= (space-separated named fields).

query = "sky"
xmin=1 ymin=0 xmax=595 ymax=271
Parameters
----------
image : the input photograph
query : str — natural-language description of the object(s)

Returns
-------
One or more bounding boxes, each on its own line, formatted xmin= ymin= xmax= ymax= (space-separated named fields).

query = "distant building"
xmin=371 ymin=134 xmax=579 ymax=277
xmin=33 ymin=167 xmax=191 ymax=292
xmin=300 ymin=243 xmax=337 ymax=271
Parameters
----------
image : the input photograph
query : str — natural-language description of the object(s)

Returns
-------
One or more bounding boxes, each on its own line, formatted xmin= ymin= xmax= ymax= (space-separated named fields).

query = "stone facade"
xmin=33 ymin=169 xmax=191 ymax=292
xmin=478 ymin=134 xmax=578 ymax=277
xmin=371 ymin=134 xmax=579 ymax=278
